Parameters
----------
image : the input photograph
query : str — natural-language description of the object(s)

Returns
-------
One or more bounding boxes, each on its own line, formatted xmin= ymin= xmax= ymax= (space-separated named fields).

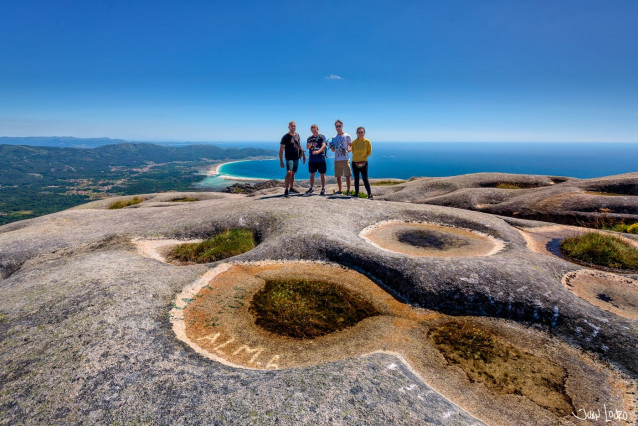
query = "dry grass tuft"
xmin=108 ymin=196 xmax=144 ymax=209
xmin=170 ymin=197 xmax=199 ymax=202
xmin=371 ymin=180 xmax=405 ymax=186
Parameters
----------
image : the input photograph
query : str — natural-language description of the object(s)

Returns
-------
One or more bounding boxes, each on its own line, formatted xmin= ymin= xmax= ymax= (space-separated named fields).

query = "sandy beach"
xmin=205 ymin=159 xmax=274 ymax=182
xmin=204 ymin=161 xmax=234 ymax=176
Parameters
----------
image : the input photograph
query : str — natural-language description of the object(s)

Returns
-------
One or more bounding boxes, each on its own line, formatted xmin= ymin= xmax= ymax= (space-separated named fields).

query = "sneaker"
xmin=352 ymin=192 xmax=359 ymax=198
xmin=305 ymin=187 xmax=314 ymax=194
xmin=320 ymin=188 xmax=325 ymax=195
xmin=284 ymin=189 xmax=289 ymax=198
xmin=289 ymin=187 xmax=299 ymax=193
xmin=368 ymin=195 xmax=374 ymax=200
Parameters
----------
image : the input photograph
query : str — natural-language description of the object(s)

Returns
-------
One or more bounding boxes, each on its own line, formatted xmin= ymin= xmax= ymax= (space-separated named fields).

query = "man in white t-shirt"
xmin=330 ymin=119 xmax=352 ymax=195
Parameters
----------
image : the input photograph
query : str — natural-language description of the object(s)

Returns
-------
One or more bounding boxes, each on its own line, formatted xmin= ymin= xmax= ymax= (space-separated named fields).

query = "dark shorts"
xmin=285 ymin=159 xmax=299 ymax=172
xmin=308 ymin=161 xmax=327 ymax=174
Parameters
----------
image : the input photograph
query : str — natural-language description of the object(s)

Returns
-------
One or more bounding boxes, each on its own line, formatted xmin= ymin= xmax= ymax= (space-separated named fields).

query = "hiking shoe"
xmin=289 ymin=187 xmax=299 ymax=193
xmin=320 ymin=188 xmax=325 ymax=195
xmin=284 ymin=189 xmax=289 ymax=198
xmin=305 ymin=187 xmax=314 ymax=194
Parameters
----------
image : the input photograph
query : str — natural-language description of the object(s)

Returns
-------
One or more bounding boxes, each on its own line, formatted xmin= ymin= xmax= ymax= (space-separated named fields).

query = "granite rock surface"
xmin=1 ymin=173 xmax=637 ymax=424
xmin=372 ymin=172 xmax=638 ymax=227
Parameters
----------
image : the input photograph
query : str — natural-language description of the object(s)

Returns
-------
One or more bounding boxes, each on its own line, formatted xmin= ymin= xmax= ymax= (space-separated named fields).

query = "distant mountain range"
xmin=0 ymin=136 xmax=132 ymax=148
xmin=0 ymin=136 xmax=273 ymax=149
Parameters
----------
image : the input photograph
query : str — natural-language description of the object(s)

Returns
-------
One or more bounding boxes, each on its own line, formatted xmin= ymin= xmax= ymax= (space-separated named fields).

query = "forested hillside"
xmin=0 ymin=143 xmax=275 ymax=225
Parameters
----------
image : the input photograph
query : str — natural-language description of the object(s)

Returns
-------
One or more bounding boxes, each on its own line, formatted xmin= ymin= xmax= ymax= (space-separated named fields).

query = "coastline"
xmin=203 ymin=158 xmax=276 ymax=183
xmin=204 ymin=161 xmax=229 ymax=176
xmin=204 ymin=142 xmax=638 ymax=180
xmin=205 ymin=158 xmax=407 ymax=182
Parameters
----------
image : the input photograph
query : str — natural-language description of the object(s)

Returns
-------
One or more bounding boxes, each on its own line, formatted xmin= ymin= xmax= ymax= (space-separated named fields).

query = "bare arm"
xmin=279 ymin=145 xmax=285 ymax=168
xmin=313 ymin=142 xmax=326 ymax=155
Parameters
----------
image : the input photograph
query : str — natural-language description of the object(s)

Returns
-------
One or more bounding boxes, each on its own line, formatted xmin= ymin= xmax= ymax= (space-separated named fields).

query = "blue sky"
xmin=1 ymin=0 xmax=637 ymax=142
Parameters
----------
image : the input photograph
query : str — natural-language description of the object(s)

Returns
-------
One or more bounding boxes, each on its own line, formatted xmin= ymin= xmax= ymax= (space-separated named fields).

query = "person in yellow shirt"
xmin=351 ymin=126 xmax=373 ymax=199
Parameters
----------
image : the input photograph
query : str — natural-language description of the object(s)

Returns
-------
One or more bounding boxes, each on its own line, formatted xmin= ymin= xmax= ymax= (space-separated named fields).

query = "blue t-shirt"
xmin=307 ymin=134 xmax=327 ymax=163
xmin=332 ymin=133 xmax=351 ymax=161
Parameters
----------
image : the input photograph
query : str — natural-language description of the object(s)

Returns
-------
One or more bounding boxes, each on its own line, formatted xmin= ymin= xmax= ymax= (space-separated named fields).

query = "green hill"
xmin=0 ymin=143 xmax=276 ymax=225
xmin=0 ymin=143 xmax=273 ymax=183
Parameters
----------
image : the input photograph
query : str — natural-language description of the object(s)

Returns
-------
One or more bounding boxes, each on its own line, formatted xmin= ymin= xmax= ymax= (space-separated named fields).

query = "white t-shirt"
xmin=333 ymin=133 xmax=351 ymax=162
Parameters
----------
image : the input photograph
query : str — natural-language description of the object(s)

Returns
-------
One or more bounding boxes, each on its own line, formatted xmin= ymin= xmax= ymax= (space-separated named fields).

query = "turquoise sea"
xmin=198 ymin=142 xmax=638 ymax=189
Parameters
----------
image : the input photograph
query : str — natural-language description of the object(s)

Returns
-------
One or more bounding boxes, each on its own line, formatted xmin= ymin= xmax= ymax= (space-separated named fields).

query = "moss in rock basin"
xmin=250 ymin=279 xmax=379 ymax=339
xmin=560 ymin=232 xmax=638 ymax=271
xmin=429 ymin=320 xmax=574 ymax=416
xmin=168 ymin=229 xmax=257 ymax=263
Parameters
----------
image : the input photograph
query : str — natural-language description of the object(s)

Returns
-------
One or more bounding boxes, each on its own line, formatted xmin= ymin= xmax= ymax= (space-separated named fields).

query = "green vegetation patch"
xmin=250 ymin=279 xmax=379 ymax=339
xmin=587 ymin=191 xmax=627 ymax=197
xmin=108 ymin=196 xmax=144 ymax=209
xmin=495 ymin=183 xmax=526 ymax=189
xmin=605 ymin=222 xmax=638 ymax=235
xmin=371 ymin=180 xmax=405 ymax=186
xmin=333 ymin=190 xmax=369 ymax=198
xmin=429 ymin=320 xmax=573 ymax=416
xmin=482 ymin=182 xmax=544 ymax=189
xmin=170 ymin=197 xmax=199 ymax=202
xmin=560 ymin=232 xmax=638 ymax=271
xmin=167 ymin=229 xmax=256 ymax=263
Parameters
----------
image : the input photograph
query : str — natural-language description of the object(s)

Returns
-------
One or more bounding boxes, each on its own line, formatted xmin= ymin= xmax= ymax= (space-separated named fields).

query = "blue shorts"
xmin=286 ymin=159 xmax=299 ymax=172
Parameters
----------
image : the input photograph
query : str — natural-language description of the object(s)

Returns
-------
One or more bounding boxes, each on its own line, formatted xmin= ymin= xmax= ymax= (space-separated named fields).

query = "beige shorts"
xmin=334 ymin=160 xmax=351 ymax=177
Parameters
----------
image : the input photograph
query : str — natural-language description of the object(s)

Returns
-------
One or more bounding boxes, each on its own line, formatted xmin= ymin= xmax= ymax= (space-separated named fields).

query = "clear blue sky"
xmin=1 ymin=0 xmax=637 ymax=142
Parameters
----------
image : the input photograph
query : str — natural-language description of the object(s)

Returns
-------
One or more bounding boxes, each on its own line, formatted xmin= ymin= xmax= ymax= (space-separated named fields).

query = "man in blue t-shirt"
xmin=305 ymin=124 xmax=327 ymax=195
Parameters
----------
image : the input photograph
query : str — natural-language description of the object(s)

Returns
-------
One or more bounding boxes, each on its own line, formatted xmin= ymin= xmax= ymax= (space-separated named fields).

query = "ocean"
xmin=197 ymin=142 xmax=638 ymax=189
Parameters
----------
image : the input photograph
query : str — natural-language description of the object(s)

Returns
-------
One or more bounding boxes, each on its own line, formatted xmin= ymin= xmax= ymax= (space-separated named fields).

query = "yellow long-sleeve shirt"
xmin=351 ymin=138 xmax=372 ymax=162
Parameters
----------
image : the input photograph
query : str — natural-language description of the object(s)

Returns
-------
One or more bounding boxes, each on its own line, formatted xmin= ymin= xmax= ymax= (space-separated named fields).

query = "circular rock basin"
xmin=170 ymin=261 xmax=635 ymax=425
xmin=170 ymin=262 xmax=420 ymax=369
xmin=133 ymin=229 xmax=257 ymax=265
xmin=516 ymin=225 xmax=638 ymax=273
xmin=361 ymin=221 xmax=504 ymax=257
xmin=562 ymin=270 xmax=638 ymax=320
xmin=429 ymin=320 xmax=574 ymax=417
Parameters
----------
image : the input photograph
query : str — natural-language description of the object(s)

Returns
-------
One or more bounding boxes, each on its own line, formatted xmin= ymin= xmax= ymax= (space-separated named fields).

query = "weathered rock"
xmin=223 ymin=179 xmax=284 ymax=194
xmin=0 ymin=180 xmax=636 ymax=424
xmin=374 ymin=172 xmax=638 ymax=227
